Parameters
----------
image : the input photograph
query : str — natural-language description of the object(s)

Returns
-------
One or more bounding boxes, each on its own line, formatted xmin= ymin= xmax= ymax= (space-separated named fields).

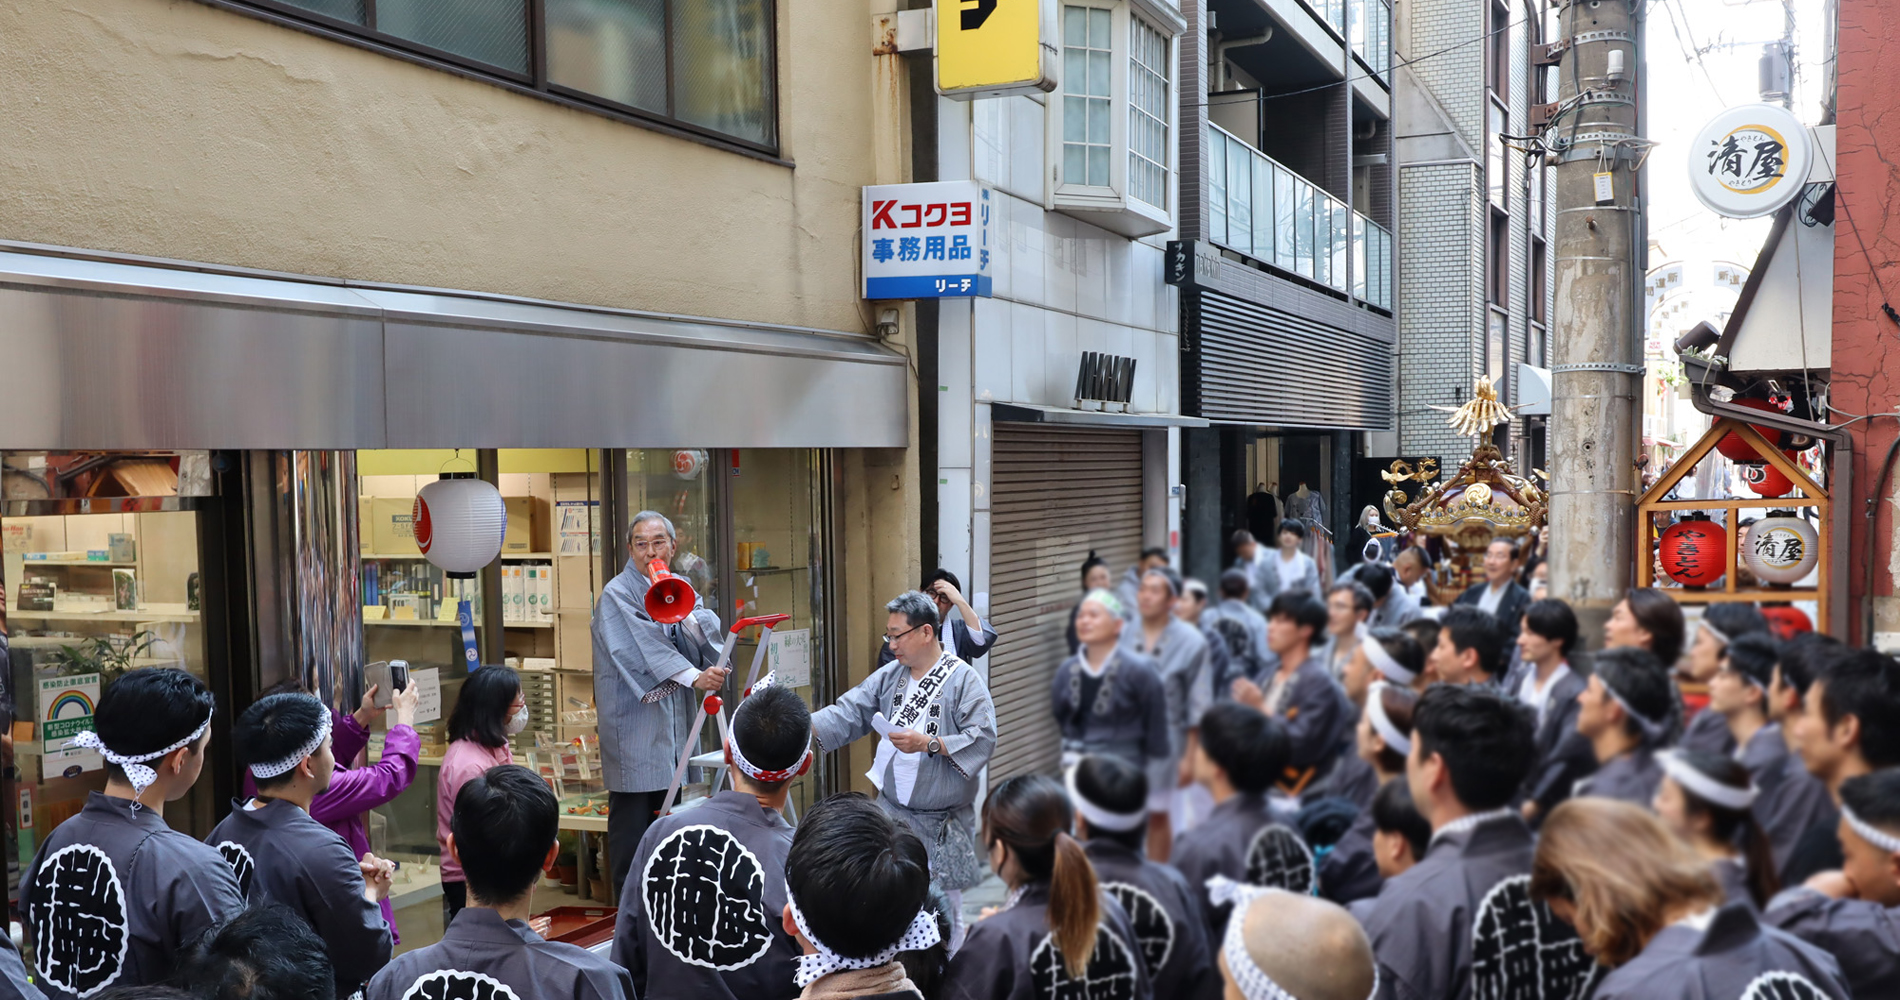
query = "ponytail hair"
xmin=984 ymin=774 xmax=1101 ymax=978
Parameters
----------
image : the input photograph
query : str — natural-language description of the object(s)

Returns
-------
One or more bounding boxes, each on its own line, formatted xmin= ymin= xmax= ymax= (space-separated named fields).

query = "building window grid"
xmin=1128 ymin=16 xmax=1170 ymax=210
xmin=231 ymin=0 xmax=778 ymax=152
xmin=1062 ymin=5 xmax=1115 ymax=188
xmin=1350 ymin=0 xmax=1392 ymax=80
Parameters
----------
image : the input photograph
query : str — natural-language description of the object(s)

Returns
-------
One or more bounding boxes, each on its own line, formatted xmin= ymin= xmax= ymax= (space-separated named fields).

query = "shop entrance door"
xmin=987 ymin=425 xmax=1143 ymax=783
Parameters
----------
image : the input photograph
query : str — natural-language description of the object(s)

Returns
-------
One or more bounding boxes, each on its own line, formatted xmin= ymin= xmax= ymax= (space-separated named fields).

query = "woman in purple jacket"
xmin=244 ymin=679 xmax=422 ymax=941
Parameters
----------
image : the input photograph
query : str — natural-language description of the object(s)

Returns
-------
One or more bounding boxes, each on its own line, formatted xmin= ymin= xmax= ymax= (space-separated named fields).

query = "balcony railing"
xmin=1350 ymin=0 xmax=1391 ymax=81
xmin=1206 ymin=124 xmax=1392 ymax=310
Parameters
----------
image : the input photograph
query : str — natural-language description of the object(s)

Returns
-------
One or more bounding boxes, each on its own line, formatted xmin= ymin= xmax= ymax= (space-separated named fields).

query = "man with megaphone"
xmin=592 ymin=510 xmax=729 ymax=898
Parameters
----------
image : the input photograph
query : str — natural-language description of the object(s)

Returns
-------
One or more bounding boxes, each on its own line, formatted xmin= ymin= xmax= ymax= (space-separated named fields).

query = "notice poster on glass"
xmin=39 ymin=673 xmax=102 ymax=781
xmin=768 ymin=629 xmax=811 ymax=689
xmin=411 ymin=667 xmax=443 ymax=724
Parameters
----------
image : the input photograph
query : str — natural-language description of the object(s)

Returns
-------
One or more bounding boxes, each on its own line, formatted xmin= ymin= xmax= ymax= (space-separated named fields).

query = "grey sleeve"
xmin=938 ymin=671 xmax=999 ymax=777
xmin=304 ymin=840 xmax=393 ymax=990
xmin=811 ymin=669 xmax=886 ymax=752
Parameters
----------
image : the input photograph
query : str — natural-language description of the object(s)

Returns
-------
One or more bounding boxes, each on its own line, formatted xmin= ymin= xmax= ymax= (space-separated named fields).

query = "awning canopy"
xmin=0 ymin=246 xmax=908 ymax=450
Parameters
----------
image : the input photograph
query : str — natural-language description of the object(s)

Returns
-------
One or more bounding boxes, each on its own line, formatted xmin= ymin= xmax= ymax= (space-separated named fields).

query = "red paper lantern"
xmin=1739 ymin=453 xmax=1800 ymax=498
xmin=1659 ymin=515 xmax=1728 ymax=588
xmin=1717 ymin=399 xmax=1786 ymax=461
xmin=1762 ymin=605 xmax=1814 ymax=640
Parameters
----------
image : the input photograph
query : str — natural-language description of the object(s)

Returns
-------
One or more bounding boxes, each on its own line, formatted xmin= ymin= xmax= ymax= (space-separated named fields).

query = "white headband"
xmin=1083 ymin=589 xmax=1125 ymax=618
xmin=728 ymin=698 xmax=811 ymax=784
xmin=1843 ymin=804 xmax=1900 ymax=855
xmin=787 ymin=883 xmax=941 ymax=988
xmin=70 ymin=708 xmax=215 ymax=804
xmin=1701 ymin=621 xmax=1731 ymax=648
xmin=1657 ymin=750 xmax=1758 ymax=811
xmin=1361 ymin=639 xmax=1416 ymax=685
xmin=250 ymin=710 xmax=334 ymax=780
xmin=1065 ymin=765 xmax=1147 ymax=832
xmin=1365 ymin=683 xmax=1411 ymax=756
xmin=1208 ymin=877 xmax=1378 ymax=1000
xmin=1599 ymin=674 xmax=1667 ymax=742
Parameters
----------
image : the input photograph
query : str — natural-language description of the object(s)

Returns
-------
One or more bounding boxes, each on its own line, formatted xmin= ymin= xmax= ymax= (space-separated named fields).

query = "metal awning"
xmin=0 ymin=245 xmax=908 ymax=450
xmin=990 ymin=402 xmax=1208 ymax=428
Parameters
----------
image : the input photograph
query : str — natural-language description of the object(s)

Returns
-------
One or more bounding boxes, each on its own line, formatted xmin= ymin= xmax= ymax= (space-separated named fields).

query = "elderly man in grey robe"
xmin=1119 ymin=567 xmax=1211 ymax=853
xmin=591 ymin=510 xmax=730 ymax=897
xmin=810 ymin=590 xmax=997 ymax=951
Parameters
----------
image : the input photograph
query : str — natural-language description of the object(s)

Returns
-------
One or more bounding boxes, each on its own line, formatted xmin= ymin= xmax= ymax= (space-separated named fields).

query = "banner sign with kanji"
xmin=862 ymin=181 xmax=994 ymax=299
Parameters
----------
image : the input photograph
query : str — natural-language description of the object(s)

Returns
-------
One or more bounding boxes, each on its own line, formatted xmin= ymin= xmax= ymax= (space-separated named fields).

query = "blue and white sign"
xmin=863 ymin=180 xmax=993 ymax=299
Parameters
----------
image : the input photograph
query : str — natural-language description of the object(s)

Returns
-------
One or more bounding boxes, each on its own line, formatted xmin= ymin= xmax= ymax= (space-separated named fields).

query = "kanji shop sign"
xmin=862 ymin=181 xmax=994 ymax=300
xmin=1688 ymin=103 xmax=1812 ymax=220
xmin=934 ymin=0 xmax=1057 ymax=99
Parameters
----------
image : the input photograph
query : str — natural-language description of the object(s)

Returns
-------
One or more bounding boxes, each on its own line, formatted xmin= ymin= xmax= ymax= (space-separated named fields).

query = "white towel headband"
xmin=251 ymin=710 xmax=334 ymax=780
xmin=1207 ymin=877 xmax=1378 ymax=1000
xmin=1065 ymin=765 xmax=1147 ymax=832
xmin=71 ymin=708 xmax=215 ymax=804
xmin=1365 ymin=683 xmax=1411 ymax=756
xmin=1656 ymin=749 xmax=1758 ymax=812
xmin=1361 ymin=638 xmax=1415 ymax=685
xmin=1843 ymin=804 xmax=1900 ymax=855
xmin=786 ymin=883 xmax=941 ymax=988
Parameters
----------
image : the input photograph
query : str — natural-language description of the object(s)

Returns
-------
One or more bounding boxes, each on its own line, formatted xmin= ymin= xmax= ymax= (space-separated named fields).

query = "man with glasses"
xmin=809 ymin=590 xmax=997 ymax=950
xmin=592 ymin=510 xmax=730 ymax=900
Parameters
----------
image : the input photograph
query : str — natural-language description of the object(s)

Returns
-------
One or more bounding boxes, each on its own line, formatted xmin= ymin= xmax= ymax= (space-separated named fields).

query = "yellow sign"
xmin=935 ymin=0 xmax=1055 ymax=98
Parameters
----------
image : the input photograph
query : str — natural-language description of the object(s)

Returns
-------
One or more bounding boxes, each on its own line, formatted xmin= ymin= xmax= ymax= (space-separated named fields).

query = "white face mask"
xmin=504 ymin=705 xmax=530 ymax=736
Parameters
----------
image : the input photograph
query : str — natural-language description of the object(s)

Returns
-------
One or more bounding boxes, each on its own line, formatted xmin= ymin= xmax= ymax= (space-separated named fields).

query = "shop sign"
xmin=767 ymin=629 xmax=811 ymax=689
xmin=1075 ymin=352 xmax=1136 ymax=408
xmin=862 ymin=181 xmax=994 ymax=299
xmin=38 ymin=673 xmax=101 ymax=781
xmin=935 ymin=0 xmax=1057 ymax=99
xmin=1688 ymin=103 xmax=1813 ymax=219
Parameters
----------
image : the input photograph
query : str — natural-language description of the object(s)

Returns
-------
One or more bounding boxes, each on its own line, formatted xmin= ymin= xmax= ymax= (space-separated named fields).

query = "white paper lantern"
xmin=1742 ymin=511 xmax=1819 ymax=586
xmin=414 ymin=477 xmax=507 ymax=577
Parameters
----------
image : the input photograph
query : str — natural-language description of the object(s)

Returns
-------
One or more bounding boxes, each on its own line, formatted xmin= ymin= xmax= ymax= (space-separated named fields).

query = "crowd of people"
xmin=8 ymin=518 xmax=1900 ymax=1000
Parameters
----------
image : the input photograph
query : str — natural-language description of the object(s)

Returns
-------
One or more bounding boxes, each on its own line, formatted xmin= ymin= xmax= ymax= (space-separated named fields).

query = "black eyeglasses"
xmin=884 ymin=624 xmax=925 ymax=644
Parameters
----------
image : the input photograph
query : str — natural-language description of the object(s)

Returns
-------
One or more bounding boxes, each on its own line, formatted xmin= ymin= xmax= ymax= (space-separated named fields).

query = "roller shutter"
xmin=987 ymin=424 xmax=1144 ymax=783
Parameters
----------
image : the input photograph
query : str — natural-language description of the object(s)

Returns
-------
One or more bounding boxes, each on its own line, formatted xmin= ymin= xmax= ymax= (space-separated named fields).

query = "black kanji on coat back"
xmin=1470 ymin=875 xmax=1597 ymax=1000
xmin=1244 ymin=825 xmax=1315 ymax=895
xmin=26 ymin=844 xmax=130 ymax=998
xmin=398 ymin=969 xmax=522 ymax=1000
xmin=1102 ymin=882 xmax=1174 ymax=978
xmin=642 ymin=824 xmax=774 ymax=971
xmin=215 ymin=841 xmax=256 ymax=898
xmin=1027 ymin=926 xmax=1140 ymax=1000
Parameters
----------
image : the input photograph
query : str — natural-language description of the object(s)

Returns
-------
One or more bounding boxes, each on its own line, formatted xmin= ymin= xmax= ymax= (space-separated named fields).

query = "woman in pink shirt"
xmin=436 ymin=665 xmax=525 ymax=924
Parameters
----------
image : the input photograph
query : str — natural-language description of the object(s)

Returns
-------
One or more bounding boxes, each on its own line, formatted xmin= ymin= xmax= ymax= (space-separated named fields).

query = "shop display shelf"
xmin=7 ymin=607 xmax=199 ymax=624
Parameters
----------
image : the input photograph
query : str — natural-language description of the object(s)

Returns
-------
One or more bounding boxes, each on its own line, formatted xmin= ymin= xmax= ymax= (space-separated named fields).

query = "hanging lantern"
xmin=1659 ymin=514 xmax=1728 ymax=589
xmin=414 ymin=476 xmax=507 ymax=578
xmin=1742 ymin=510 xmax=1820 ymax=586
xmin=1738 ymin=454 xmax=1799 ymax=498
xmin=1716 ymin=399 xmax=1786 ymax=461
xmin=1762 ymin=605 xmax=1814 ymax=640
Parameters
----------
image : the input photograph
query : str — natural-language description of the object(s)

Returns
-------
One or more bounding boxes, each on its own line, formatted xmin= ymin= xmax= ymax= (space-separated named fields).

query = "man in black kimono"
xmin=1234 ymin=591 xmax=1351 ymax=798
xmin=1512 ymin=599 xmax=1594 ymax=824
xmin=1202 ymin=570 xmax=1273 ymax=695
xmin=1069 ymin=755 xmax=1216 ymax=1000
xmin=1052 ymin=590 xmax=1172 ymax=796
xmin=1359 ymin=685 xmax=1596 ymax=1000
xmin=878 ymin=569 xmax=998 ymax=666
xmin=1171 ymin=703 xmax=1301 ymax=936
xmin=209 ymin=692 xmax=393 ymax=997
xmin=782 ymin=793 xmax=939 ymax=999
xmin=1676 ymin=603 xmax=1771 ymax=756
xmin=1711 ymin=633 xmax=1836 ymax=873
xmin=22 ymin=668 xmax=244 ymax=1000
xmin=1764 ymin=767 xmax=1900 ymax=999
xmin=1428 ymin=606 xmax=1507 ymax=689
xmin=614 ymin=685 xmax=809 ymax=1000
xmin=1572 ymin=647 xmax=1673 ymax=807
xmin=365 ymin=765 xmax=634 ymax=1000
xmin=1784 ymin=647 xmax=1900 ymax=884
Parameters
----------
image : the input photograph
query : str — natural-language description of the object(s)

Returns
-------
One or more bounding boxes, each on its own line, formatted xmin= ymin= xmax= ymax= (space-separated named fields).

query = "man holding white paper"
xmin=809 ymin=590 xmax=996 ymax=948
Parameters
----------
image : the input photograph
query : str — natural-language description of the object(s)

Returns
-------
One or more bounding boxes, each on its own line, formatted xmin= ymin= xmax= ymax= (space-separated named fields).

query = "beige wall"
xmin=0 ymin=0 xmax=877 ymax=333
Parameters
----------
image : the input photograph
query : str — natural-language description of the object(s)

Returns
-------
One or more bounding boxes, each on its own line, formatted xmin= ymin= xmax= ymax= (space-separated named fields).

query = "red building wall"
xmin=1834 ymin=0 xmax=1900 ymax=643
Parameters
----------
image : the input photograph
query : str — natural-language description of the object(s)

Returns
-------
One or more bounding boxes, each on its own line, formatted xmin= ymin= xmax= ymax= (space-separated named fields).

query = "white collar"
xmin=1429 ymin=807 xmax=1516 ymax=847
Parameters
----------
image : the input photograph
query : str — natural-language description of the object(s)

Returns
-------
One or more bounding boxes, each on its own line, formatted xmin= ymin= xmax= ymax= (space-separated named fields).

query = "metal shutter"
xmin=1186 ymin=288 xmax=1393 ymax=428
xmin=988 ymin=424 xmax=1144 ymax=783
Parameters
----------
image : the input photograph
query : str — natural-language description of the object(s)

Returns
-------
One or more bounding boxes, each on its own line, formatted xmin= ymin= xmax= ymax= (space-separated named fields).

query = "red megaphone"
xmin=643 ymin=558 xmax=697 ymax=624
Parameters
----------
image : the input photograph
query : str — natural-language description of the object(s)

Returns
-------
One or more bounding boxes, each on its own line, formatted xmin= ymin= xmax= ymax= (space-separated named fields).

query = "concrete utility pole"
xmin=1546 ymin=0 xmax=1644 ymax=640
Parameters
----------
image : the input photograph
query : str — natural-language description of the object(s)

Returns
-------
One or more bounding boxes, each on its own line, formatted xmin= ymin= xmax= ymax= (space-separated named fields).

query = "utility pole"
xmin=1546 ymin=0 xmax=1644 ymax=640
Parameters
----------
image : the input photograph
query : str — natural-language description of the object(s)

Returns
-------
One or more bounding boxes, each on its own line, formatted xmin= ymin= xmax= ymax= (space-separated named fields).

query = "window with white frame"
xmin=1047 ymin=0 xmax=1182 ymax=238
xmin=1128 ymin=17 xmax=1170 ymax=210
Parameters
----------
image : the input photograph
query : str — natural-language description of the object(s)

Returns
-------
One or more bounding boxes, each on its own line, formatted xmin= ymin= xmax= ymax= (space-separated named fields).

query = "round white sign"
xmin=1687 ymin=103 xmax=1812 ymax=219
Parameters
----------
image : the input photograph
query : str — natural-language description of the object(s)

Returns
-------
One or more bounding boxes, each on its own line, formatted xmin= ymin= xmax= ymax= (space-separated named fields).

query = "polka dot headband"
xmin=70 ymin=708 xmax=214 ymax=804
xmin=786 ymin=882 xmax=941 ymax=988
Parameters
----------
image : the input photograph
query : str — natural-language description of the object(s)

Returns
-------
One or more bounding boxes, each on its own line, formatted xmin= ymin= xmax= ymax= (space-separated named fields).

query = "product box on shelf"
xmin=503 ymin=497 xmax=549 ymax=553
xmin=368 ymin=498 xmax=421 ymax=555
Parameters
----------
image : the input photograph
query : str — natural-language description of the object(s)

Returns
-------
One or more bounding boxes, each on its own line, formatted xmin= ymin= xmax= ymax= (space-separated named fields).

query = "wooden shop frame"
xmin=1636 ymin=417 xmax=1829 ymax=626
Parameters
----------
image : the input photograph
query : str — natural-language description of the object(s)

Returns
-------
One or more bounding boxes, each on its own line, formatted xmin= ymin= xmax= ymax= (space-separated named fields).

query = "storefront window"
xmin=2 ymin=451 xmax=218 ymax=894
